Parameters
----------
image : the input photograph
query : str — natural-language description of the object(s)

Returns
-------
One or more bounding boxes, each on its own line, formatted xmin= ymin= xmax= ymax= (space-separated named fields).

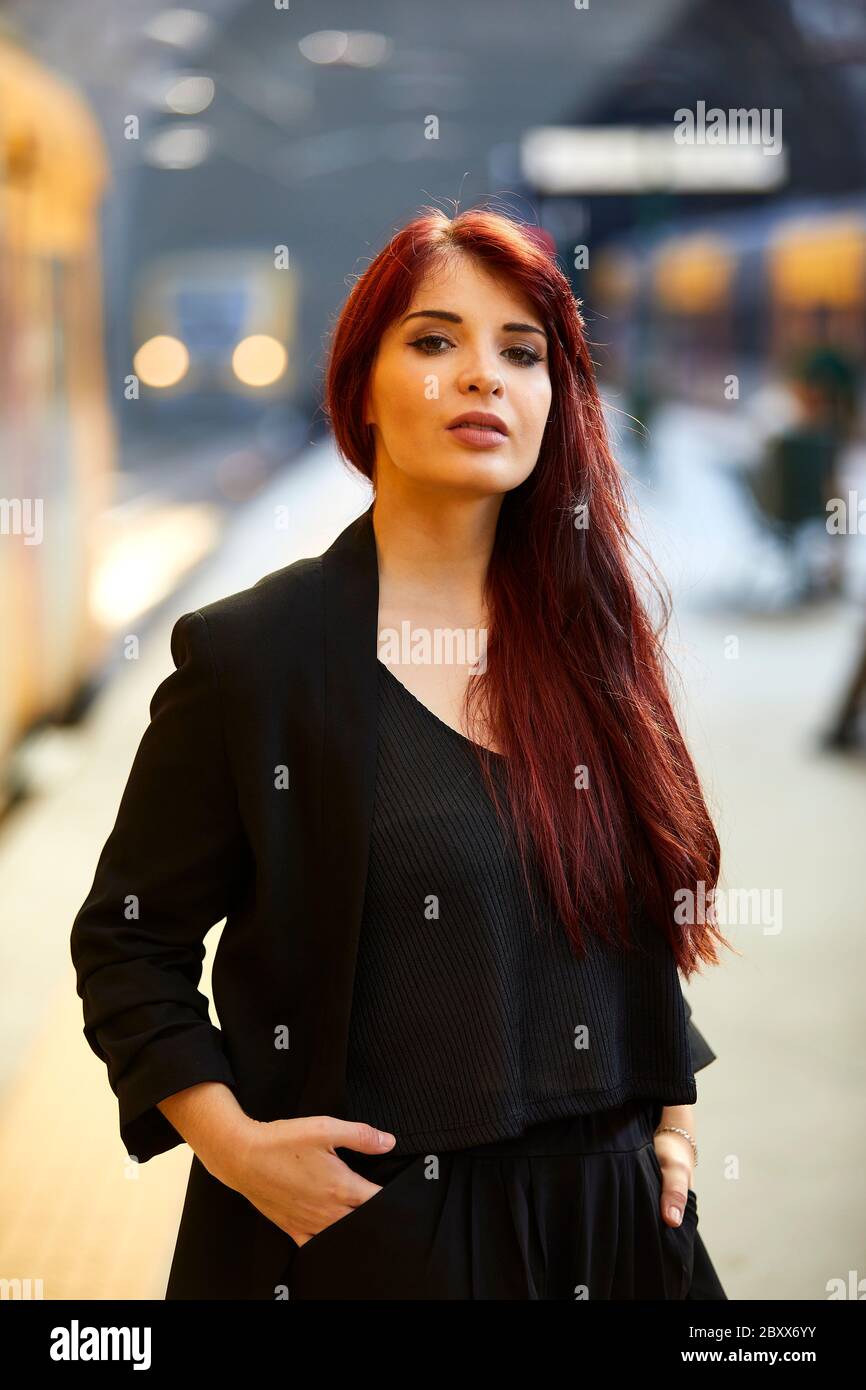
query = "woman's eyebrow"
xmin=400 ymin=309 xmax=547 ymax=339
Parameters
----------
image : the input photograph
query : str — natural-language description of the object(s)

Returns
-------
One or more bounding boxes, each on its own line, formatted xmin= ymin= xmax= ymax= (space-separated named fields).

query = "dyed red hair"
xmin=324 ymin=204 xmax=731 ymax=978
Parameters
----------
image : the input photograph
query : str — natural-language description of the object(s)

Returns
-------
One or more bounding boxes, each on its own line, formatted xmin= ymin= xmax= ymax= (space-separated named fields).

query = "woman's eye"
xmin=409 ymin=333 xmax=453 ymax=354
xmin=409 ymin=334 xmax=543 ymax=366
xmin=504 ymin=345 xmax=543 ymax=367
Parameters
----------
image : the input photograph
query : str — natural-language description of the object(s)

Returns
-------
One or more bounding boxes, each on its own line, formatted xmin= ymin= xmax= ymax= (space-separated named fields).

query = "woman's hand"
xmin=214 ymin=1114 xmax=397 ymax=1247
xmin=653 ymin=1111 xmax=696 ymax=1229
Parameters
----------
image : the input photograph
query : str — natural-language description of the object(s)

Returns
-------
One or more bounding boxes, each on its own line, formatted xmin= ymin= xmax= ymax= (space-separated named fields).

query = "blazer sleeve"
xmin=70 ymin=609 xmax=249 ymax=1164
xmin=681 ymin=992 xmax=717 ymax=1073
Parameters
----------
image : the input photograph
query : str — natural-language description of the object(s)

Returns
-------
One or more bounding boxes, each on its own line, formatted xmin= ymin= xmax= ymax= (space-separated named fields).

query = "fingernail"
xmin=378 ymin=1131 xmax=395 ymax=1147
xmin=666 ymin=1206 xmax=681 ymax=1224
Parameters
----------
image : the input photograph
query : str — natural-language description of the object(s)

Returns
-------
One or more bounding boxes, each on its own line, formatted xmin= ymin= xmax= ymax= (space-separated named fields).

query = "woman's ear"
xmin=362 ymin=373 xmax=380 ymax=431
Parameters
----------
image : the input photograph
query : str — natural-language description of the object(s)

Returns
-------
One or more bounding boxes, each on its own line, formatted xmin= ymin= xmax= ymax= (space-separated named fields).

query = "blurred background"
xmin=1 ymin=0 xmax=864 ymax=1301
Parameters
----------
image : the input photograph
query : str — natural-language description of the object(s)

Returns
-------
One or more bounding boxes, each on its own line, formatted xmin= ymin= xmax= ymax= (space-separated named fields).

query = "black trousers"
xmin=282 ymin=1098 xmax=728 ymax=1300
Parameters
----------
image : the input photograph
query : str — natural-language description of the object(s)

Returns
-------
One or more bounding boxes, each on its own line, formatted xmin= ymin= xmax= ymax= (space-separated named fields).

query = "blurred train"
xmin=0 ymin=37 xmax=114 ymax=806
xmin=129 ymin=247 xmax=300 ymax=435
xmin=588 ymin=194 xmax=866 ymax=416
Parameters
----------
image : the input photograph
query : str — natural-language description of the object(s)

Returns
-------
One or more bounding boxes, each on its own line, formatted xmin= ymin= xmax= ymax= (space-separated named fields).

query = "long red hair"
xmin=324 ymin=204 xmax=731 ymax=979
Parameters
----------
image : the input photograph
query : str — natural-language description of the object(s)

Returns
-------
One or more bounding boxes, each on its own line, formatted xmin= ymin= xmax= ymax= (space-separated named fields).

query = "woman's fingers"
xmin=229 ymin=1117 xmax=390 ymax=1242
xmin=661 ymin=1185 xmax=688 ymax=1226
xmin=311 ymin=1115 xmax=397 ymax=1155
xmin=653 ymin=1138 xmax=693 ymax=1227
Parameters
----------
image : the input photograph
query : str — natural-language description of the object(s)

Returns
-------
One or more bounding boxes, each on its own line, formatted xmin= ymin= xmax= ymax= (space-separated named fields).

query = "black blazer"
xmin=70 ymin=502 xmax=717 ymax=1300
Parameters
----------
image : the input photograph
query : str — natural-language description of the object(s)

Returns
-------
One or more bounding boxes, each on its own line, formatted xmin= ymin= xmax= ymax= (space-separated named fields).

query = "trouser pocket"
xmin=645 ymin=1140 xmax=700 ymax=1299
xmin=286 ymin=1152 xmax=425 ymax=1299
xmin=660 ymin=1187 xmax=699 ymax=1299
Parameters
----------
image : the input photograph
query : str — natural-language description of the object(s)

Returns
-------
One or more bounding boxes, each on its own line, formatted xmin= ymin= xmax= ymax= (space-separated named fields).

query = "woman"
xmin=71 ymin=205 xmax=732 ymax=1300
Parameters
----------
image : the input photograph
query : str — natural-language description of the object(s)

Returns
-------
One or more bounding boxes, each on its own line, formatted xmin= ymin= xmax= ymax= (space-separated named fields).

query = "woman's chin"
xmin=397 ymin=458 xmax=530 ymax=496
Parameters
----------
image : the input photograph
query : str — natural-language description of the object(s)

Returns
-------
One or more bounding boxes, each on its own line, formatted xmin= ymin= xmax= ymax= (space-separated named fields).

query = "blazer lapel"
xmin=294 ymin=503 xmax=380 ymax=1121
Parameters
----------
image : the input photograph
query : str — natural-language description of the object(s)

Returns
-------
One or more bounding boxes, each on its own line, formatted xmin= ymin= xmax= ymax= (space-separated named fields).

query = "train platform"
xmin=1 ymin=421 xmax=863 ymax=1300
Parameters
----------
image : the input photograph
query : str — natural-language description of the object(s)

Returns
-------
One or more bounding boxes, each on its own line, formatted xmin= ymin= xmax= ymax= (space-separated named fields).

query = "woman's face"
xmin=364 ymin=254 xmax=553 ymax=498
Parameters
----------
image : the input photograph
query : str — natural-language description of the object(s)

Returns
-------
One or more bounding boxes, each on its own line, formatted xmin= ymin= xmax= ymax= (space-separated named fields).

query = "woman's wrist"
xmin=654 ymin=1104 xmax=698 ymax=1178
xmin=157 ymin=1082 xmax=259 ymax=1187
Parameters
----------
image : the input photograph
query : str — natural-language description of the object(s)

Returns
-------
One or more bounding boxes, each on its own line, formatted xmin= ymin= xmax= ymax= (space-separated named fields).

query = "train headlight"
xmin=134 ymin=335 xmax=190 ymax=388
xmin=231 ymin=335 xmax=287 ymax=388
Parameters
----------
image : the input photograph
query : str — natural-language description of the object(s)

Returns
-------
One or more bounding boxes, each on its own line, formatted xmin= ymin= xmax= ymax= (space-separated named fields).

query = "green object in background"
xmin=792 ymin=345 xmax=861 ymax=442
xmin=757 ymin=427 xmax=838 ymax=529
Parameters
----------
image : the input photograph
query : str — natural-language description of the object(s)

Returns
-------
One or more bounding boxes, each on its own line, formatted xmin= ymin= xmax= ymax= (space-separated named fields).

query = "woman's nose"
xmin=460 ymin=367 xmax=504 ymax=395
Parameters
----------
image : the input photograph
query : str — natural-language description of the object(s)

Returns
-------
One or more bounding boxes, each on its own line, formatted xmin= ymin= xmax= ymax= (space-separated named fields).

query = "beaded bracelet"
xmin=654 ymin=1124 xmax=698 ymax=1168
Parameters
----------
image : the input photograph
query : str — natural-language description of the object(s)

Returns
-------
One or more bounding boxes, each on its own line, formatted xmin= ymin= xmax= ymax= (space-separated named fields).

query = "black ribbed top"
xmin=342 ymin=659 xmax=709 ymax=1155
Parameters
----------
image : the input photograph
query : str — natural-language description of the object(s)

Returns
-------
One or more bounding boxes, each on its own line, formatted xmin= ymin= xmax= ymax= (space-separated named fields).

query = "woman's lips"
xmin=446 ymin=424 xmax=509 ymax=448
